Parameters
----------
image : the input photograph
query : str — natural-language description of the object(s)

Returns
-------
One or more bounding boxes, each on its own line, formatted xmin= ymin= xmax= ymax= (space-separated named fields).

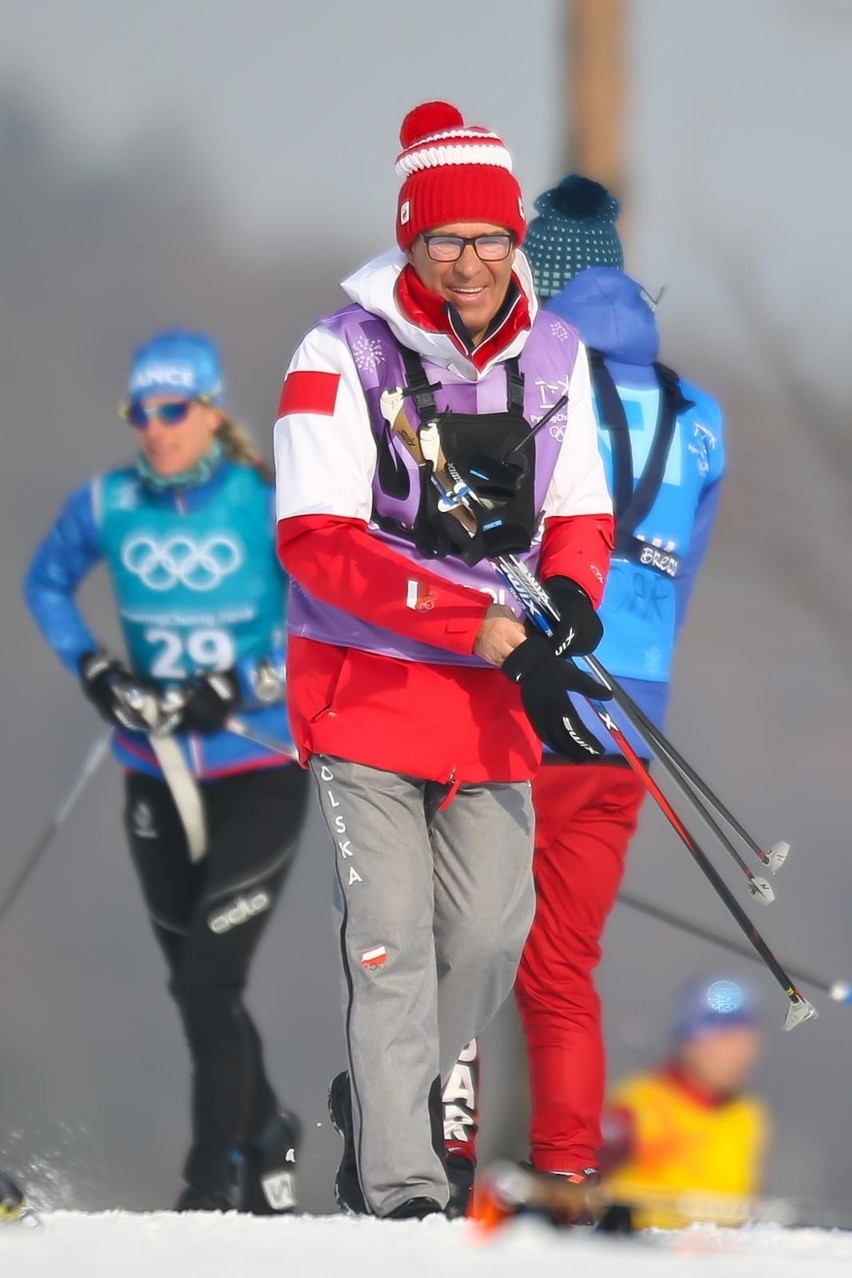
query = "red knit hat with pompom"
xmin=395 ymin=101 xmax=526 ymax=250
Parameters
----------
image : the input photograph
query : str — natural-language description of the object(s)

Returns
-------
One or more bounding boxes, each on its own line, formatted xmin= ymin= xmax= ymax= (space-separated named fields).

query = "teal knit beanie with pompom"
xmin=524 ymin=174 xmax=623 ymax=300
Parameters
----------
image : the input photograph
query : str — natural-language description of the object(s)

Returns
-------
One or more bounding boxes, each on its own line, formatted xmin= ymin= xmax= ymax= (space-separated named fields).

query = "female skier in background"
xmin=23 ymin=330 xmax=309 ymax=1214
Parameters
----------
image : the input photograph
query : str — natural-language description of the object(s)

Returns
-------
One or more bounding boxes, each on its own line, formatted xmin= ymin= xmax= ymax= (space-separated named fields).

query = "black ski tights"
xmin=123 ymin=764 xmax=309 ymax=1193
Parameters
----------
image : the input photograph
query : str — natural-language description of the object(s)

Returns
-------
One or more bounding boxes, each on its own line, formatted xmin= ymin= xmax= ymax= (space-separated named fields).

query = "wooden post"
xmin=566 ymin=0 xmax=627 ymax=198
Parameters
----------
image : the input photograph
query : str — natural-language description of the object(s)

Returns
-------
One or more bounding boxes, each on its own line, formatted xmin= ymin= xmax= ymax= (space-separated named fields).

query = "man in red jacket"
xmin=274 ymin=99 xmax=614 ymax=1219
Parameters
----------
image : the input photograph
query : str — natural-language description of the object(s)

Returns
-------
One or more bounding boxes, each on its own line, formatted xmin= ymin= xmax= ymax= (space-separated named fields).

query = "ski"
xmin=473 ymin=1161 xmax=852 ymax=1234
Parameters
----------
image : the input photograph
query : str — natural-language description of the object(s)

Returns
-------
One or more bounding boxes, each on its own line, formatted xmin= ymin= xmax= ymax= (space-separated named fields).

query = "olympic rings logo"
xmin=121 ymin=534 xmax=243 ymax=591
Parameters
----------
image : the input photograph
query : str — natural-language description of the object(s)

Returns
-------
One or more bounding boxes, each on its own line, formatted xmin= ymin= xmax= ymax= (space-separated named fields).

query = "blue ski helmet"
xmin=126 ymin=329 xmax=225 ymax=406
xmin=674 ymin=977 xmax=759 ymax=1044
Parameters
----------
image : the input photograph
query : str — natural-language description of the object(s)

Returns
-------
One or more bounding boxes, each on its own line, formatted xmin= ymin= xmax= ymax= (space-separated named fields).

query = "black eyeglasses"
xmin=121 ymin=400 xmax=199 ymax=429
xmin=421 ymin=233 xmax=514 ymax=263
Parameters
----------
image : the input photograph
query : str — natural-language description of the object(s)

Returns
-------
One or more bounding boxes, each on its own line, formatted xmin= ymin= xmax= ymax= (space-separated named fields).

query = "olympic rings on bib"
xmin=121 ymin=534 xmax=243 ymax=591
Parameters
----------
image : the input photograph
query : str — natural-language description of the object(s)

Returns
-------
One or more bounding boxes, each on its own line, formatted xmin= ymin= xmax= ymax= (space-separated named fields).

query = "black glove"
xmin=79 ymin=650 xmax=156 ymax=733
xmin=502 ymin=633 xmax=611 ymax=761
xmin=537 ymin=577 xmax=603 ymax=659
xmin=175 ymin=670 xmax=240 ymax=733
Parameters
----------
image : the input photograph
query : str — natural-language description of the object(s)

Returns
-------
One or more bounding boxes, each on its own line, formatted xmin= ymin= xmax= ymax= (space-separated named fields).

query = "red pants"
xmin=515 ymin=760 xmax=646 ymax=1172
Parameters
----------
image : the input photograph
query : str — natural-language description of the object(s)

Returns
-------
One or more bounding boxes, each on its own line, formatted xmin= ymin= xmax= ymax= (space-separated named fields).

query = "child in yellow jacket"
xmin=602 ymin=977 xmax=768 ymax=1228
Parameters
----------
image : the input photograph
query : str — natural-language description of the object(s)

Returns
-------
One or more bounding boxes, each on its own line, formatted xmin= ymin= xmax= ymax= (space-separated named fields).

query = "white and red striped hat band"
xmin=395 ymin=130 xmax=514 ymax=178
xmin=395 ymin=101 xmax=526 ymax=250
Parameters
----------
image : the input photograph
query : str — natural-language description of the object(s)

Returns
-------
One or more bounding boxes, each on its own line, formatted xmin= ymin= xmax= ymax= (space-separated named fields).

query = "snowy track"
xmin=4 ymin=1212 xmax=852 ymax=1277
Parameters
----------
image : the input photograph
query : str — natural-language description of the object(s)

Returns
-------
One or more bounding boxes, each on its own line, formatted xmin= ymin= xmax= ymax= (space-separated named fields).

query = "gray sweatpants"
xmin=310 ymin=754 xmax=535 ymax=1217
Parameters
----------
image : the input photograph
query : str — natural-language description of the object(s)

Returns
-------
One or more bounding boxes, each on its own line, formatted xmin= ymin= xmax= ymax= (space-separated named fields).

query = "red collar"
xmin=661 ymin=1062 xmax=736 ymax=1110
xmin=395 ymin=264 xmax=531 ymax=372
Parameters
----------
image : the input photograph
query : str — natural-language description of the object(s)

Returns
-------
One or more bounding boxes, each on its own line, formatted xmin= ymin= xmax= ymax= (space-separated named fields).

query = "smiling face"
xmin=135 ymin=395 xmax=223 ymax=477
xmin=407 ymin=221 xmax=516 ymax=346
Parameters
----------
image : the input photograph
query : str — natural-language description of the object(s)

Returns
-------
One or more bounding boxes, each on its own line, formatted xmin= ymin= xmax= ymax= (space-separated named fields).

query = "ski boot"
xmin=473 ymin=1161 xmax=601 ymax=1232
xmin=442 ymin=1039 xmax=479 ymax=1219
xmin=445 ymin=1152 xmax=476 ymax=1219
xmin=328 ymin=1071 xmax=368 ymax=1215
xmin=235 ymin=1110 xmax=302 ymax=1215
xmin=385 ymin=1197 xmax=444 ymax=1220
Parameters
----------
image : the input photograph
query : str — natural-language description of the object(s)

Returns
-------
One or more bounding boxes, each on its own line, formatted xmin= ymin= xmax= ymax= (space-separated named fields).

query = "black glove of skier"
xmin=502 ymin=633 xmax=610 ymax=761
xmin=174 ymin=670 xmax=240 ymax=733
xmin=79 ymin=650 xmax=157 ymax=733
xmin=536 ymin=576 xmax=604 ymax=659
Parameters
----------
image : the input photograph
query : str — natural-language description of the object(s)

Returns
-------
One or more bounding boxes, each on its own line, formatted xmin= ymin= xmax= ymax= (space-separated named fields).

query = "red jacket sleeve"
xmin=277 ymin=514 xmax=491 ymax=656
xmin=538 ymin=513 xmax=614 ymax=608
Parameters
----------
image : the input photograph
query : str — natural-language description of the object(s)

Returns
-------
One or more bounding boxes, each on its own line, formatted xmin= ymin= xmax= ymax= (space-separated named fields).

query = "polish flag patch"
xmin=360 ymin=945 xmax=387 ymax=970
xmin=277 ymin=370 xmax=340 ymax=417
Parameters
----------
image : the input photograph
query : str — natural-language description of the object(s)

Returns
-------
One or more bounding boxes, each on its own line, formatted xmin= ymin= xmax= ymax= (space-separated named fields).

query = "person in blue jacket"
xmin=24 ymin=330 xmax=309 ymax=1214
xmin=516 ymin=178 xmax=725 ymax=1184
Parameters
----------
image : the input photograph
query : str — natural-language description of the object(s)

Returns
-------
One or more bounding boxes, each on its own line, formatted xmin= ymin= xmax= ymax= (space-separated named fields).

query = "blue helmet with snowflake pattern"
xmin=674 ymin=977 xmax=760 ymax=1044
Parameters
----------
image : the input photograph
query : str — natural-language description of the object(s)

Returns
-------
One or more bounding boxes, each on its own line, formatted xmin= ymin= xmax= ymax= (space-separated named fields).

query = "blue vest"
xmin=95 ymin=462 xmax=292 ymax=778
xmin=594 ymin=377 xmax=722 ymax=683
xmin=541 ymin=268 xmax=724 ymax=756
xmin=98 ymin=465 xmax=283 ymax=681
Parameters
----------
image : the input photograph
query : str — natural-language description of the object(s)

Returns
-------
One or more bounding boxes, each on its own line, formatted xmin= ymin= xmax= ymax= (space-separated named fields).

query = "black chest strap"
xmin=589 ymin=351 xmax=695 ymax=544
xmin=505 ymin=360 xmax=525 ymax=414
xmin=399 ymin=345 xmax=442 ymax=422
xmin=398 ymin=345 xmax=524 ymax=422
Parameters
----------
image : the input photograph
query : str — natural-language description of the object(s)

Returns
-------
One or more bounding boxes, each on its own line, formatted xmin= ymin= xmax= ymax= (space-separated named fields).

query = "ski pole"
xmin=507 ymin=394 xmax=568 ymax=454
xmin=475 ymin=545 xmax=785 ymax=883
xmin=0 ymin=733 xmax=111 ymax=928
xmin=584 ymin=654 xmax=789 ymax=873
xmin=590 ymin=691 xmax=775 ymax=904
xmin=380 ymin=395 xmax=807 ymax=1006
xmin=582 ymin=693 xmax=814 ymax=1027
xmin=385 ymin=390 xmax=781 ymax=899
xmin=485 ymin=556 xmax=817 ymax=1028
xmin=492 ymin=555 xmax=776 ymax=899
xmin=381 ymin=394 xmax=816 ymax=1024
xmin=148 ymin=682 xmax=298 ymax=764
xmin=223 ymin=717 xmax=298 ymax=760
xmin=617 ymin=889 xmax=852 ymax=1005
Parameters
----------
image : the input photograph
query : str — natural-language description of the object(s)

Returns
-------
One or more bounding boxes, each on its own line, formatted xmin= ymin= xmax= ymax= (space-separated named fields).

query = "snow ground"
xmin=4 ymin=1213 xmax=852 ymax=1278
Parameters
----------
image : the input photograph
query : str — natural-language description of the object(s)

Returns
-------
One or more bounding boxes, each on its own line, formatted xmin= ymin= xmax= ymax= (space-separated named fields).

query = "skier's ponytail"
xmin=217 ymin=418 xmax=274 ymax=483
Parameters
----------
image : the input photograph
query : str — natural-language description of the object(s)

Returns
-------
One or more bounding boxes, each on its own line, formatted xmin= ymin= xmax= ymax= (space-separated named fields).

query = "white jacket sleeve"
xmin=274 ymin=325 xmax=377 ymax=522
xmin=541 ymin=341 xmax=612 ymax=520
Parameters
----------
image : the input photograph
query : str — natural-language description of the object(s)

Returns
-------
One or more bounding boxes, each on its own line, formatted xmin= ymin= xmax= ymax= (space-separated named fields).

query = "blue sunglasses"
xmin=121 ymin=399 xmax=208 ymax=429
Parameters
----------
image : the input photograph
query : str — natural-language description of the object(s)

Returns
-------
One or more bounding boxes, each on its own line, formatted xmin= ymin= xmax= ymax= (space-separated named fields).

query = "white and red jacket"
xmin=274 ymin=249 xmax=613 ymax=785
